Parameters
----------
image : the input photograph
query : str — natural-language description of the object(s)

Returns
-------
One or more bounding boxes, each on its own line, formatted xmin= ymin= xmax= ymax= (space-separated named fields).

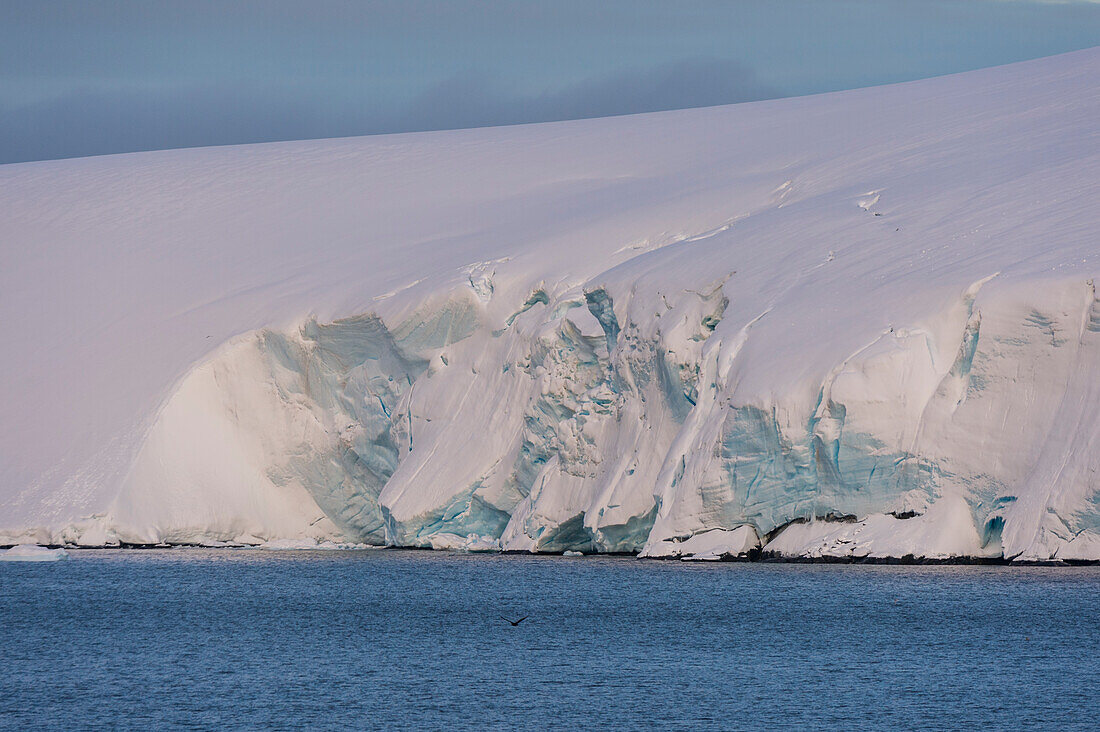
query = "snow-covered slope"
xmin=3 ymin=49 xmax=1099 ymax=561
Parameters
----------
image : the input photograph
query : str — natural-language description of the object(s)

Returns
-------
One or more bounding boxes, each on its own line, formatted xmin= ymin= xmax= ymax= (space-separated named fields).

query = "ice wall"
xmin=104 ymin=269 xmax=1100 ymax=561
xmin=3 ymin=49 xmax=1100 ymax=560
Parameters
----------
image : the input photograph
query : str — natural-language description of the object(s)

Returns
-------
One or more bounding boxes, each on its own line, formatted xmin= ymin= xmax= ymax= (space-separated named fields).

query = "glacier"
xmin=2 ymin=49 xmax=1100 ymax=562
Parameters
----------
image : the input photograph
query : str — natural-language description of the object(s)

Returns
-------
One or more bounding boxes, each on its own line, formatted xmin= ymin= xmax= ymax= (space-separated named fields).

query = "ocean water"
xmin=2 ymin=550 xmax=1097 ymax=730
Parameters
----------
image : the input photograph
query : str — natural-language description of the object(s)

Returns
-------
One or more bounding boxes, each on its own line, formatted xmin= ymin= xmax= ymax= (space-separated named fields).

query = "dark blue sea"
xmin=2 ymin=549 xmax=1098 ymax=730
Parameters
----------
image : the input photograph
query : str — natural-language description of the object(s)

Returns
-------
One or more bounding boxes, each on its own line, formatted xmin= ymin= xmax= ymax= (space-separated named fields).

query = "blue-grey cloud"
xmin=396 ymin=59 xmax=779 ymax=131
xmin=0 ymin=59 xmax=777 ymax=163
xmin=0 ymin=84 xmax=326 ymax=162
xmin=2 ymin=0 xmax=1099 ymax=164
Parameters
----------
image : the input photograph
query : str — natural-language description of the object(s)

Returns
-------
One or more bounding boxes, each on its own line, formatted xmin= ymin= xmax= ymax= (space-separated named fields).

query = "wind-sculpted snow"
xmin=3 ymin=49 xmax=1100 ymax=560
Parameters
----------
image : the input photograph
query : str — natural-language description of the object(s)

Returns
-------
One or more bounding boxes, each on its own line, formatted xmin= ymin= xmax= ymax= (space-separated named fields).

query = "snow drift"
xmin=2 ymin=49 xmax=1100 ymax=561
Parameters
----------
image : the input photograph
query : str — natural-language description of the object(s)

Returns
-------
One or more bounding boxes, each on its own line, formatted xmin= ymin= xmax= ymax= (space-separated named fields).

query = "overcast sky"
xmin=3 ymin=0 xmax=1100 ymax=164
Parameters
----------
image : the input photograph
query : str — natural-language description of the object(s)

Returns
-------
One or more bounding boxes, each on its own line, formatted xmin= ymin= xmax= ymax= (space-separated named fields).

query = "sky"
xmin=2 ymin=0 xmax=1100 ymax=164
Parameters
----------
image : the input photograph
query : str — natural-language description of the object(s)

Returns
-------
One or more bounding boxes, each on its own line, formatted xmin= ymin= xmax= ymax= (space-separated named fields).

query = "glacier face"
xmin=103 ymin=268 xmax=1100 ymax=562
xmin=2 ymin=49 xmax=1100 ymax=560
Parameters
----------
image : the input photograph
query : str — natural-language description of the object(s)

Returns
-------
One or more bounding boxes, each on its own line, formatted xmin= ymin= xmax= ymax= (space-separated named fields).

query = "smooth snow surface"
xmin=0 ymin=545 xmax=69 ymax=562
xmin=3 ymin=49 xmax=1100 ymax=560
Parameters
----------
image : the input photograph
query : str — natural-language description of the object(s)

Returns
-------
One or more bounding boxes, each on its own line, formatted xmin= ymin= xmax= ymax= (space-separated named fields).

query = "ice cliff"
xmin=3 ymin=49 xmax=1100 ymax=561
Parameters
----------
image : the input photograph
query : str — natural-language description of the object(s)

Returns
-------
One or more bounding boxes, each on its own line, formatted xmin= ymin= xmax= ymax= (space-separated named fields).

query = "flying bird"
xmin=500 ymin=615 xmax=529 ymax=626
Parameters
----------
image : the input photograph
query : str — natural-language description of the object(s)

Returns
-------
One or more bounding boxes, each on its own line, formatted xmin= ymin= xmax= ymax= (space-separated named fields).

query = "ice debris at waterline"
xmin=257 ymin=539 xmax=376 ymax=551
xmin=2 ymin=49 xmax=1100 ymax=562
xmin=0 ymin=545 xmax=69 ymax=562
